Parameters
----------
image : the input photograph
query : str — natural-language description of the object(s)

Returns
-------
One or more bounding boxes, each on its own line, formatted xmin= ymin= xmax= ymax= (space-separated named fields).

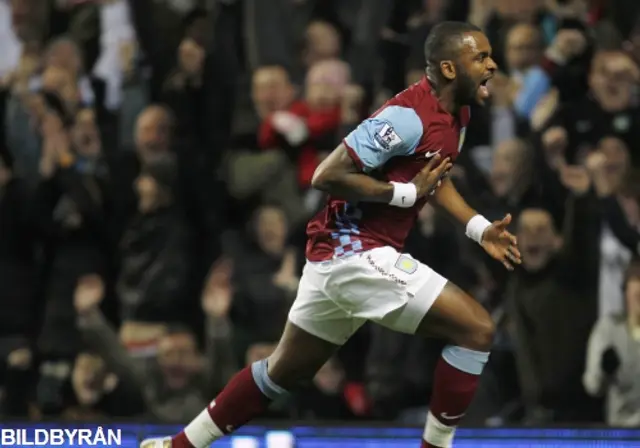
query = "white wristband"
xmin=389 ymin=182 xmax=417 ymax=208
xmin=466 ymin=215 xmax=492 ymax=244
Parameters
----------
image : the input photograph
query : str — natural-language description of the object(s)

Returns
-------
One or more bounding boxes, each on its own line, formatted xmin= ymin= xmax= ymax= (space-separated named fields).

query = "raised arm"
xmin=312 ymin=106 xmax=451 ymax=207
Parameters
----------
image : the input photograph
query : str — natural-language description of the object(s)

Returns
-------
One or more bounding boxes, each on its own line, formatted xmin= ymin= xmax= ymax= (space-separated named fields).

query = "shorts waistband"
xmin=307 ymin=253 xmax=361 ymax=265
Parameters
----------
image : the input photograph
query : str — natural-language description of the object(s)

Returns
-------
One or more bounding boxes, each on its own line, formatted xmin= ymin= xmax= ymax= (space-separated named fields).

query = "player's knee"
xmin=469 ymin=314 xmax=495 ymax=351
xmin=459 ymin=311 xmax=495 ymax=352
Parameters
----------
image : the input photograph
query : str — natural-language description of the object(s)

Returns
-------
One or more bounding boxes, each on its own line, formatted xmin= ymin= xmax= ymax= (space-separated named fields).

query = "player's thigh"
xmin=371 ymin=250 xmax=447 ymax=334
xmin=415 ymin=281 xmax=495 ymax=351
xmin=288 ymin=262 xmax=366 ymax=346
xmin=337 ymin=248 xmax=444 ymax=334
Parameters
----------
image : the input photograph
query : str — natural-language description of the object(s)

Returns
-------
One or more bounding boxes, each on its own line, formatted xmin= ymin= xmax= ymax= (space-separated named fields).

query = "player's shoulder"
xmin=363 ymin=78 xmax=470 ymax=158
xmin=370 ymin=104 xmax=423 ymax=139
xmin=344 ymin=102 xmax=423 ymax=162
xmin=361 ymin=100 xmax=425 ymax=155
xmin=368 ymin=79 xmax=438 ymax=139
xmin=385 ymin=79 xmax=469 ymax=155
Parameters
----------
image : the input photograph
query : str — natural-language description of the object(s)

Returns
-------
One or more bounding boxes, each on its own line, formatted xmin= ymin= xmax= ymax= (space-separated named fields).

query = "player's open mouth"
xmin=478 ymin=78 xmax=490 ymax=99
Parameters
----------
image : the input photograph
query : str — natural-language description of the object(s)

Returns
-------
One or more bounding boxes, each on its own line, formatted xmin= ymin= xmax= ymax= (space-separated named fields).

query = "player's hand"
xmin=480 ymin=214 xmax=521 ymax=271
xmin=411 ymin=155 xmax=453 ymax=197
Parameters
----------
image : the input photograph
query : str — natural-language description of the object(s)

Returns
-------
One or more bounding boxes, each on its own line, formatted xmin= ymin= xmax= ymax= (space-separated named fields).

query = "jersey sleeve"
xmin=343 ymin=105 xmax=423 ymax=171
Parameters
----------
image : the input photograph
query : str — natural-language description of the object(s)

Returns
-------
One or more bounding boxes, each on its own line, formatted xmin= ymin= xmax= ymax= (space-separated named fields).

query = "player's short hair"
xmin=424 ymin=21 xmax=482 ymax=66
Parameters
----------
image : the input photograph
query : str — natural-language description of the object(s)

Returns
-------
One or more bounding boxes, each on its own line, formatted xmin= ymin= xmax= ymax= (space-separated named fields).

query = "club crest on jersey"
xmin=374 ymin=122 xmax=403 ymax=151
xmin=394 ymin=255 xmax=418 ymax=275
xmin=458 ymin=127 xmax=467 ymax=152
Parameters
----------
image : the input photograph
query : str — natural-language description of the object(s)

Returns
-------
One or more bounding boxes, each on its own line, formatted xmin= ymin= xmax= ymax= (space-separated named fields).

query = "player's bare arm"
xmin=312 ymin=143 xmax=452 ymax=205
xmin=434 ymin=177 xmax=521 ymax=270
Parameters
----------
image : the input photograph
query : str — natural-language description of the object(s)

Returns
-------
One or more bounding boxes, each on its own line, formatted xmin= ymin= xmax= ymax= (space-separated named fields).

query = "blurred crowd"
xmin=1 ymin=0 xmax=640 ymax=430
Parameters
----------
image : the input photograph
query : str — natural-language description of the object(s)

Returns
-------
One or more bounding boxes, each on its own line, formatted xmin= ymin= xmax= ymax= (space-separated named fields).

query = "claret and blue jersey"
xmin=305 ymin=77 xmax=470 ymax=262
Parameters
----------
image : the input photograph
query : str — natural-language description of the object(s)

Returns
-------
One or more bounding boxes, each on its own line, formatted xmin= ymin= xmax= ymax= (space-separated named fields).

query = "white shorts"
xmin=288 ymin=246 xmax=448 ymax=345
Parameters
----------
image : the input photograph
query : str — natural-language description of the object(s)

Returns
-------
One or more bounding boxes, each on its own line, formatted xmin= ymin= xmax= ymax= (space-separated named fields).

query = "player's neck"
xmin=426 ymin=74 xmax=461 ymax=116
xmin=434 ymin=84 xmax=460 ymax=116
xmin=426 ymin=73 xmax=461 ymax=117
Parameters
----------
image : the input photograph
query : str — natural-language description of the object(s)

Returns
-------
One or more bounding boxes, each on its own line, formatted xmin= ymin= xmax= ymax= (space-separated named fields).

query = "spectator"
xmin=586 ymin=137 xmax=636 ymax=318
xmin=303 ymin=21 xmax=342 ymax=70
xmin=583 ymin=258 xmax=640 ymax=427
xmin=116 ymin=153 xmax=195 ymax=331
xmin=162 ymin=7 xmax=237 ymax=163
xmin=0 ymin=0 xmax=21 ymax=79
xmin=484 ymin=0 xmax=555 ymax=69
xmin=92 ymin=0 xmax=137 ymax=112
xmin=61 ymin=349 xmax=144 ymax=420
xmin=542 ymin=50 xmax=640 ymax=165
xmin=226 ymin=66 xmax=305 ymax=225
xmin=205 ymin=204 xmax=296 ymax=363
xmin=4 ymin=41 xmax=44 ymax=186
xmin=259 ymin=59 xmax=349 ymax=189
xmin=37 ymin=37 xmax=96 ymax=110
xmin=504 ymin=23 xmax=551 ymax=120
xmin=76 ymin=273 xmax=236 ymax=423
xmin=0 ymin=150 xmax=37 ymax=418
xmin=506 ymin=165 xmax=601 ymax=424
xmin=33 ymin=93 xmax=111 ymax=415
xmin=541 ymin=24 xmax=592 ymax=103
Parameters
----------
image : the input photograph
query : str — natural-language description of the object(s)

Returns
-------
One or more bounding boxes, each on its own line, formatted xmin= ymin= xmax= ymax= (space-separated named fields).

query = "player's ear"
xmin=440 ymin=60 xmax=456 ymax=81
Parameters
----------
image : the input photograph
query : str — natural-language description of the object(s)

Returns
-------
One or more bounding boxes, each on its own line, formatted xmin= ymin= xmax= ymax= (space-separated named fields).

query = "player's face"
xmin=456 ymin=32 xmax=497 ymax=105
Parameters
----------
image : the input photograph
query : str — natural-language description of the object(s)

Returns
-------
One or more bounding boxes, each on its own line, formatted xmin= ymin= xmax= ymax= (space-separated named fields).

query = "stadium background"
xmin=1 ymin=0 xmax=640 ymax=446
